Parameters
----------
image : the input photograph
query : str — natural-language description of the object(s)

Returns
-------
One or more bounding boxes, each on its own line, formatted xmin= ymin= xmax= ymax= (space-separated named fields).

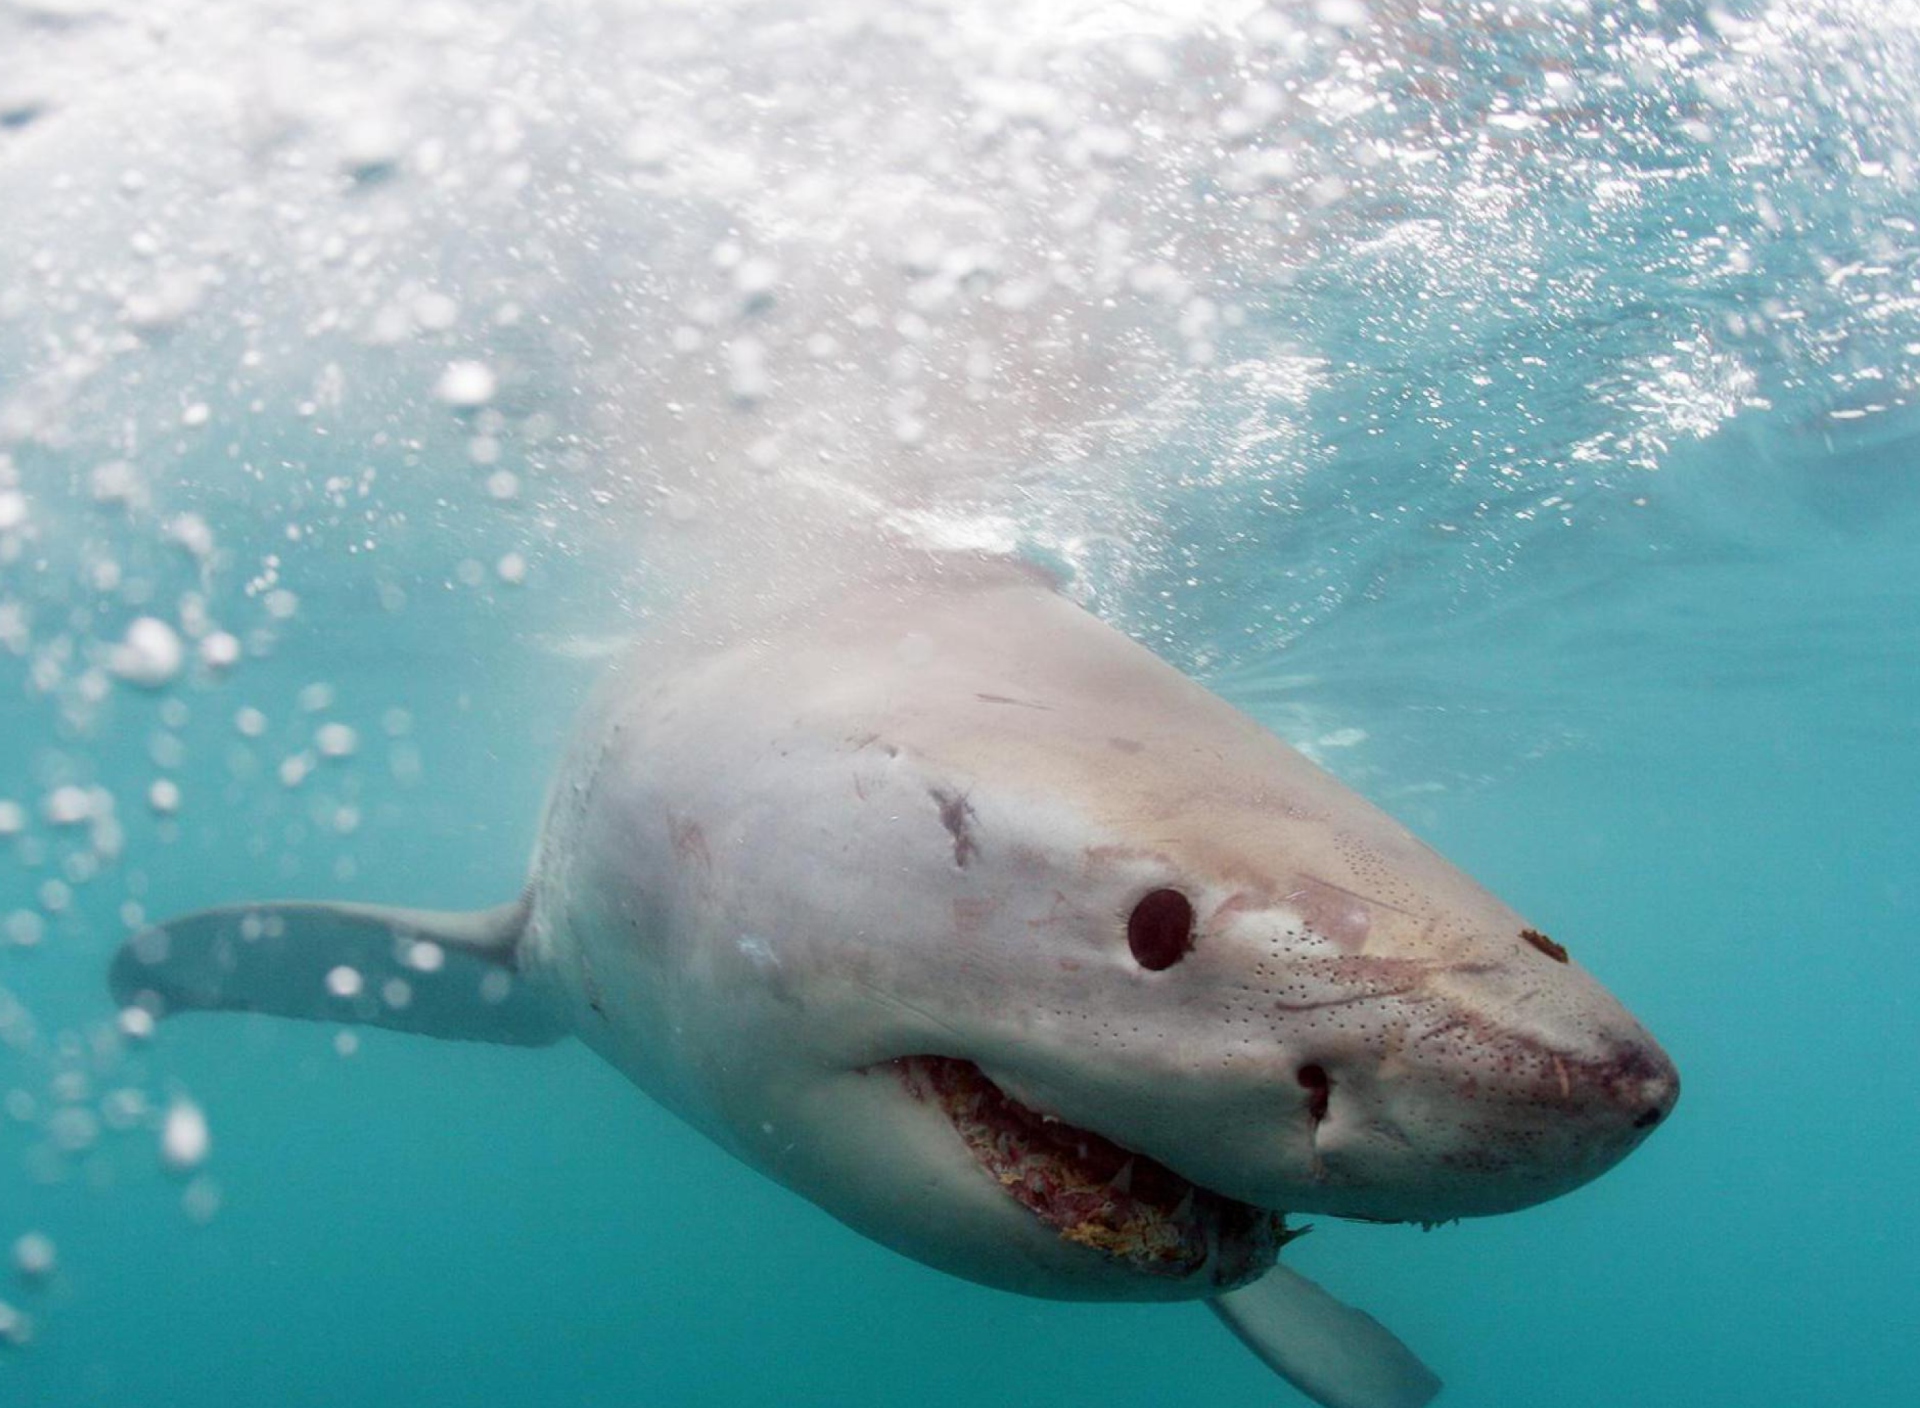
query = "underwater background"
xmin=1 ymin=1 xmax=1915 ymax=1404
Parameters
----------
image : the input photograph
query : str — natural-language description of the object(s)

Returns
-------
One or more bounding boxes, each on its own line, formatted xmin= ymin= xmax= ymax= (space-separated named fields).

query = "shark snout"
xmin=1500 ymin=992 xmax=1681 ymax=1144
xmin=1457 ymin=1019 xmax=1679 ymax=1212
xmin=1275 ymin=997 xmax=1679 ymax=1224
xmin=1590 ymin=1033 xmax=1681 ymax=1134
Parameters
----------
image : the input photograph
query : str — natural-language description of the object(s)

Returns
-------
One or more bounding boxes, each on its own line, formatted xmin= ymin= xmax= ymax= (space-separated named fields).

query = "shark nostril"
xmin=1612 ymin=1044 xmax=1680 ymax=1124
xmin=1296 ymin=1063 xmax=1331 ymax=1122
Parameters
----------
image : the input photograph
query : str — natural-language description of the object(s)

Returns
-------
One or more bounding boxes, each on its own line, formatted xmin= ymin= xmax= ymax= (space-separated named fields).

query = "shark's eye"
xmin=1127 ymin=888 xmax=1194 ymax=970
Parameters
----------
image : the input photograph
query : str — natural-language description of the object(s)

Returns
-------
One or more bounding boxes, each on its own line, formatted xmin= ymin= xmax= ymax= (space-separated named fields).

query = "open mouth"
xmin=891 ymin=1055 xmax=1293 ymax=1290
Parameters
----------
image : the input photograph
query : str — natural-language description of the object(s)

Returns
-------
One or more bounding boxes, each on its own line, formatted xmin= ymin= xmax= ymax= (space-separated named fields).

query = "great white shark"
xmin=111 ymin=555 xmax=1678 ymax=1408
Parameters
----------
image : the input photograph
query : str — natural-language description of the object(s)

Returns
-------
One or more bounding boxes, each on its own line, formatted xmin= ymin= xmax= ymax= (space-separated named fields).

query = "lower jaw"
xmin=889 ymin=1054 xmax=1294 ymax=1290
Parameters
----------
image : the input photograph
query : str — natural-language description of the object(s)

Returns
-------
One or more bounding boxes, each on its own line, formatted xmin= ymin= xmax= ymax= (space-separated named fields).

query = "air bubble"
xmin=338 ymin=114 xmax=406 ymax=179
xmin=436 ymin=360 xmax=498 ymax=409
xmin=111 ymin=618 xmax=185 ymax=688
xmin=199 ymin=632 xmax=241 ymax=669
xmin=726 ymin=337 xmax=769 ymax=402
xmin=3 ymin=912 xmax=43 ymax=949
xmin=102 ymin=1089 xmax=148 ymax=1128
xmin=165 ymin=514 xmax=216 ymax=558
xmin=48 ymin=1107 xmax=97 ymax=1153
xmin=0 ymin=1300 xmax=31 ymax=1348
xmin=734 ymin=256 xmax=780 ymax=304
xmin=11 ymin=1233 xmax=54 ymax=1284
xmin=181 ymin=1175 xmax=222 ymax=1224
xmin=315 ymin=723 xmax=358 ymax=759
xmin=122 ymin=272 xmax=205 ymax=333
xmin=42 ymin=787 xmax=93 ymax=827
xmin=161 ymin=1099 xmax=211 ymax=1171
xmin=413 ymin=292 xmax=460 ymax=331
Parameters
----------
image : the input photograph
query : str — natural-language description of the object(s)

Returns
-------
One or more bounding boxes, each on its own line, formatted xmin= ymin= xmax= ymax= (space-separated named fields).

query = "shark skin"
xmin=112 ymin=555 xmax=1678 ymax=1408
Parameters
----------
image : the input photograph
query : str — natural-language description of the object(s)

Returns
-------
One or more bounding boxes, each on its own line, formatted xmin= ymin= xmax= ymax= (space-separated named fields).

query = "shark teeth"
xmin=888 ymin=1054 xmax=1288 ymax=1289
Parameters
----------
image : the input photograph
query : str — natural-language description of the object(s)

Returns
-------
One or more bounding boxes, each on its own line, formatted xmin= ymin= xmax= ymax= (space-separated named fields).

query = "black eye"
xmin=1127 ymin=888 xmax=1194 ymax=970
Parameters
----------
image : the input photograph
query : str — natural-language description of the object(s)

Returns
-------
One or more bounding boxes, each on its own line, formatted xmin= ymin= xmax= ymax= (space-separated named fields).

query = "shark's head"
xmin=674 ymin=568 xmax=1678 ymax=1301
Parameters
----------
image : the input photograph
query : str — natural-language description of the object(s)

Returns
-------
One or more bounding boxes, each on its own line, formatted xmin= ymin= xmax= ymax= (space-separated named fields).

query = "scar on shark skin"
xmin=975 ymin=693 xmax=1053 ymax=711
xmin=928 ymin=786 xmax=979 ymax=868
xmin=1521 ymin=928 xmax=1569 ymax=963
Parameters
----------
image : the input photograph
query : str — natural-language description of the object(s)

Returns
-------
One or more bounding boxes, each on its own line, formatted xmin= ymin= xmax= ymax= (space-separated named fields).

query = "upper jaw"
xmin=858 ymin=962 xmax=1680 ymax=1241
xmin=966 ymin=1013 xmax=1680 ymax=1228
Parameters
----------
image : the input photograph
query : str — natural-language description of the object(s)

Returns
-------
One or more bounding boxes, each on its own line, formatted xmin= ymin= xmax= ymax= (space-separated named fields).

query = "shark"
xmin=111 ymin=555 xmax=1678 ymax=1408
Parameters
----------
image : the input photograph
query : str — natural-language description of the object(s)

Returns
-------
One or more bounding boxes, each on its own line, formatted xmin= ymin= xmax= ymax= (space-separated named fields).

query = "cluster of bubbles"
xmin=0 ymin=2 xmax=1911 ymax=649
xmin=0 ymin=1228 xmax=56 ymax=1348
xmin=0 ymin=632 xmax=430 ymax=1341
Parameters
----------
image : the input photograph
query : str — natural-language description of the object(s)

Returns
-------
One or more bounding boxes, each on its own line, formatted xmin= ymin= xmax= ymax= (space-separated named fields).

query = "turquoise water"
xmin=3 ymin=2 xmax=1918 ymax=1405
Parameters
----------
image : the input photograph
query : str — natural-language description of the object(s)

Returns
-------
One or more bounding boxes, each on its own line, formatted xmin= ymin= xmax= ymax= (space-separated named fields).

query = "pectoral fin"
xmin=1211 ymin=1263 xmax=1442 ymax=1408
xmin=110 ymin=897 xmax=564 ymax=1046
